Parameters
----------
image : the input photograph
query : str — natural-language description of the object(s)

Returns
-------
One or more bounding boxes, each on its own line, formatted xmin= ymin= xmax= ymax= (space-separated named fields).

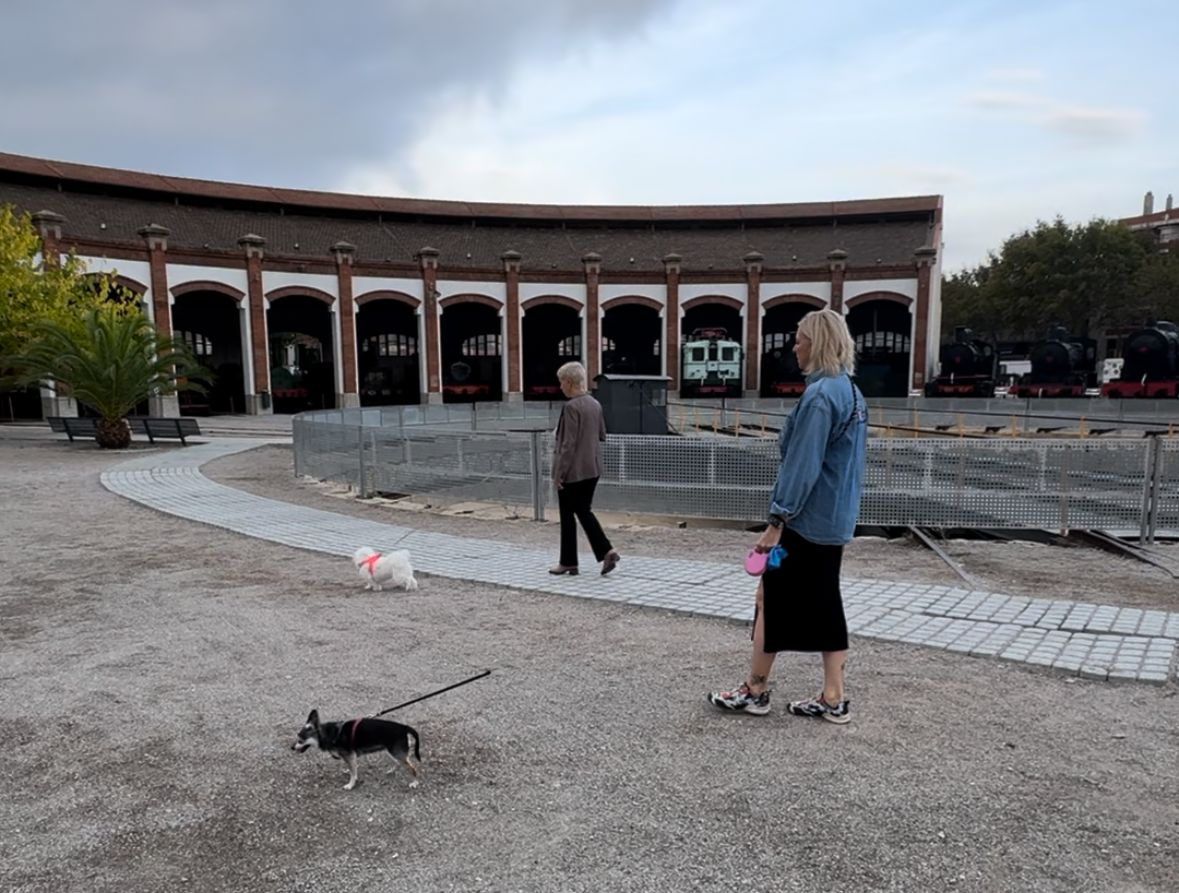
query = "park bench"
xmin=46 ymin=416 xmax=99 ymax=442
xmin=140 ymin=417 xmax=202 ymax=445
xmin=48 ymin=415 xmax=202 ymax=445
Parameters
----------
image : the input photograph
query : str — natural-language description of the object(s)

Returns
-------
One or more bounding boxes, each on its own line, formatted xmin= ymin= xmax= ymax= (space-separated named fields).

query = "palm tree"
xmin=14 ymin=306 xmax=211 ymax=448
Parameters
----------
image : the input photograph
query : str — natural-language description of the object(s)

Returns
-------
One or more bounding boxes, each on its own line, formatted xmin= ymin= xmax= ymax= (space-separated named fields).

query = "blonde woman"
xmin=709 ymin=309 xmax=867 ymax=723
xmin=549 ymin=361 xmax=621 ymax=576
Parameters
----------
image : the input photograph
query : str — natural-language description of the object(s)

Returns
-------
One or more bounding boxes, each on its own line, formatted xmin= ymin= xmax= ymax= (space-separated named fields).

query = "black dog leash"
xmin=370 ymin=669 xmax=492 ymax=718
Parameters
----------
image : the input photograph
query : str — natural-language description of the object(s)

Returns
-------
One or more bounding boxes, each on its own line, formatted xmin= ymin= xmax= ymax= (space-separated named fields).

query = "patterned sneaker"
xmin=786 ymin=695 xmax=850 ymax=724
xmin=707 ymin=683 xmax=771 ymax=716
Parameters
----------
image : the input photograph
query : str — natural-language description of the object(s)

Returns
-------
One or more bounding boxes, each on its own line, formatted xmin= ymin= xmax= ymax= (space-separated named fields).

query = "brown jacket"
xmin=552 ymin=393 xmax=607 ymax=484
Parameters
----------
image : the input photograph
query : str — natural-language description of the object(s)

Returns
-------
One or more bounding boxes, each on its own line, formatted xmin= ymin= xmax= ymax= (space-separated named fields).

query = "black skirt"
xmin=757 ymin=526 xmax=849 ymax=653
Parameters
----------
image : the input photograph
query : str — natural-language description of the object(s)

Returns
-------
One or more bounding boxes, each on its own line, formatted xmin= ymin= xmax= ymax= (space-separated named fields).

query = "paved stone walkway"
xmin=100 ymin=439 xmax=1179 ymax=685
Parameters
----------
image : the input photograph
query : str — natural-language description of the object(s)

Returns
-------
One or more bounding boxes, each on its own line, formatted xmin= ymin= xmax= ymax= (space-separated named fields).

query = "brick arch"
xmin=522 ymin=295 xmax=582 ymax=312
xmin=439 ymin=293 xmax=503 ymax=310
xmin=170 ymin=280 xmax=245 ymax=301
xmin=265 ymin=285 xmax=335 ymax=304
xmin=86 ymin=272 xmax=147 ymax=296
xmin=843 ymin=290 xmax=913 ymax=310
xmin=356 ymin=289 xmax=421 ymax=309
xmin=681 ymin=294 xmax=743 ymax=312
xmin=763 ymin=293 xmax=826 ymax=310
xmin=601 ymin=295 xmax=662 ymax=312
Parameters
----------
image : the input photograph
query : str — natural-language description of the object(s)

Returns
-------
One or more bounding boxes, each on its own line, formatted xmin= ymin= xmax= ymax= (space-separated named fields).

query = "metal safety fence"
xmin=293 ymin=411 xmax=1178 ymax=541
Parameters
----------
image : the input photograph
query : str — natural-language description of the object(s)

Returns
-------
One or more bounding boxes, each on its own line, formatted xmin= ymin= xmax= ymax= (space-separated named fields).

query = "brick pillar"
xmin=743 ymin=251 xmax=763 ymax=397
xmin=332 ymin=241 xmax=359 ymax=408
xmin=663 ymin=253 xmax=681 ymax=392
xmin=583 ymin=252 xmax=602 ymax=385
xmin=31 ymin=211 xmax=75 ymax=417
xmin=502 ymin=249 xmax=522 ymax=401
xmin=417 ymin=247 xmax=441 ymax=404
xmin=828 ymin=248 xmax=848 ymax=313
xmin=240 ymin=234 xmax=271 ymax=414
xmin=913 ymin=245 xmax=937 ymax=391
xmin=31 ymin=210 xmax=64 ymax=267
xmin=139 ymin=224 xmax=179 ymax=417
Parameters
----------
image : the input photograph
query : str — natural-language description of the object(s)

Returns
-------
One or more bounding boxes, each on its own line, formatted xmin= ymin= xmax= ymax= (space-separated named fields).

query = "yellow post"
xmin=760 ymin=413 xmax=767 ymax=435
xmin=1079 ymin=416 xmax=1086 ymax=438
xmin=1011 ymin=415 xmax=1017 ymax=438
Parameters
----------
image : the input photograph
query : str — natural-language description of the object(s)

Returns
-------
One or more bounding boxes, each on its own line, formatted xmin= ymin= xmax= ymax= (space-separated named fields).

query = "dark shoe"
xmin=600 ymin=550 xmax=620 ymax=576
xmin=786 ymin=694 xmax=850 ymax=724
xmin=549 ymin=565 xmax=579 ymax=575
xmin=707 ymin=683 xmax=770 ymax=716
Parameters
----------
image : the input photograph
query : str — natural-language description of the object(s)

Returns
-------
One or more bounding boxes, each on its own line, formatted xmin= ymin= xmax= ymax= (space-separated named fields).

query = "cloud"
xmin=965 ymin=86 xmax=1145 ymax=145
xmin=982 ymin=67 xmax=1043 ymax=83
xmin=0 ymin=0 xmax=681 ymax=186
xmin=1044 ymin=105 xmax=1146 ymax=141
xmin=965 ymin=90 xmax=1048 ymax=110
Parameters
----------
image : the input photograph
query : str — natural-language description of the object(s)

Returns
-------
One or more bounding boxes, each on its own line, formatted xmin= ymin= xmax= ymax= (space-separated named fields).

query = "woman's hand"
xmin=754 ymin=524 xmax=780 ymax=553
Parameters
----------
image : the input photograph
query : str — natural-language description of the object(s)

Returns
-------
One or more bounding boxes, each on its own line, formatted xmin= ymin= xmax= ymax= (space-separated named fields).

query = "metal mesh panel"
xmin=294 ymin=411 xmax=1176 ymax=531
xmin=1156 ymin=439 xmax=1179 ymax=535
xmin=861 ymin=439 xmax=1150 ymax=530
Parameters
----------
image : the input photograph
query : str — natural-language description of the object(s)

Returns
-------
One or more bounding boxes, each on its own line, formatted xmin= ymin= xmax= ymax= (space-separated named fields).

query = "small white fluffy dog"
xmin=353 ymin=547 xmax=419 ymax=592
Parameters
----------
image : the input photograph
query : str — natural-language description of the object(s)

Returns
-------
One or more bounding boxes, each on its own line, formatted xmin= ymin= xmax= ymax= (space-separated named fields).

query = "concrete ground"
xmin=1 ymin=432 xmax=1177 ymax=892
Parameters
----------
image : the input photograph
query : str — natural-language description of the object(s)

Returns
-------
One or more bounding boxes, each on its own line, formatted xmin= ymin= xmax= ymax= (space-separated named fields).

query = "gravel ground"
xmin=206 ymin=444 xmax=1179 ymax=612
xmin=2 ymin=435 xmax=1178 ymax=893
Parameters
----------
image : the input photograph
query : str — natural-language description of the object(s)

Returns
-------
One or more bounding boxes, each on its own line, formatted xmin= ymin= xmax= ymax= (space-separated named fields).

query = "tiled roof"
xmin=0 ymin=152 xmax=940 ymax=273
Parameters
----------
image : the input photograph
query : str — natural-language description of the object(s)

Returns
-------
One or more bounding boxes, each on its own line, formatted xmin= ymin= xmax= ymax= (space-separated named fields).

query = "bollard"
xmin=357 ymin=425 xmax=368 ymax=497
xmin=528 ymin=430 xmax=545 ymax=521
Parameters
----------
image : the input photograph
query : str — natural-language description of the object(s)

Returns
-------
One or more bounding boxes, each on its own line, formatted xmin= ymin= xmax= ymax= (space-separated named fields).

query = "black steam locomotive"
xmin=1101 ymin=321 xmax=1179 ymax=398
xmin=1008 ymin=326 xmax=1098 ymax=398
xmin=924 ymin=327 xmax=997 ymax=397
xmin=443 ymin=358 xmax=501 ymax=402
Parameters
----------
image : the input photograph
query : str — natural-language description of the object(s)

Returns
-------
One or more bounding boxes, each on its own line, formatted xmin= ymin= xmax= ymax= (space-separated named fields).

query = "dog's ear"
xmin=306 ymin=709 xmax=319 ymax=725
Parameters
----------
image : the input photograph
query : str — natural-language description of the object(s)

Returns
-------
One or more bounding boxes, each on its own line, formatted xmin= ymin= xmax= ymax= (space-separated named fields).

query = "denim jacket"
xmin=768 ymin=370 xmax=868 ymax=545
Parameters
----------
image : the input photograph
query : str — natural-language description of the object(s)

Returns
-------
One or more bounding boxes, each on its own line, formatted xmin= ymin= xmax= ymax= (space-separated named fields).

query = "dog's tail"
xmin=410 ymin=727 xmax=421 ymax=761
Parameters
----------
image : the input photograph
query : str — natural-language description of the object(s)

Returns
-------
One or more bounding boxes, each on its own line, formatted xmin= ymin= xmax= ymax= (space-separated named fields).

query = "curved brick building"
xmin=0 ymin=152 xmax=943 ymax=415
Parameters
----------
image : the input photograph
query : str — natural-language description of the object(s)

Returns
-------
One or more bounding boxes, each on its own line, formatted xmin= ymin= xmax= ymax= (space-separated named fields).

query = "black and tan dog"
xmin=292 ymin=709 xmax=421 ymax=791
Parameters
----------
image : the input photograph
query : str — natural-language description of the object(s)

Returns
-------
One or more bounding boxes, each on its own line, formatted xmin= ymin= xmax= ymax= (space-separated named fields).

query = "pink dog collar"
xmin=361 ymin=554 xmax=381 ymax=574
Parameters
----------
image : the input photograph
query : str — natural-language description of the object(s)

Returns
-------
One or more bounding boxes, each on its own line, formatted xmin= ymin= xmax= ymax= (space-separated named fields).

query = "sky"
xmin=1 ymin=0 xmax=1175 ymax=269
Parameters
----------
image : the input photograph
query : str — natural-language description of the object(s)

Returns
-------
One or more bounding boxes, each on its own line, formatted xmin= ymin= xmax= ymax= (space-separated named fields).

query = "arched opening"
xmin=760 ymin=302 xmax=813 ymax=397
xmin=441 ymin=302 xmax=502 ymax=403
xmin=523 ymin=303 xmax=581 ymax=399
xmin=602 ymin=303 xmax=661 ymax=376
xmin=356 ymin=300 xmax=420 ymax=405
xmin=680 ymin=300 xmax=743 ymax=398
xmin=267 ymin=294 xmax=336 ymax=413
xmin=847 ymin=299 xmax=912 ymax=397
xmin=172 ymin=290 xmax=245 ymax=414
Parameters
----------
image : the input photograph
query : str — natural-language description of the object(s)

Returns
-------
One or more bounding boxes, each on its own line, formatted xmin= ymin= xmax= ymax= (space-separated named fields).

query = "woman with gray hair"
xmin=709 ymin=308 xmax=867 ymax=723
xmin=549 ymin=361 xmax=621 ymax=576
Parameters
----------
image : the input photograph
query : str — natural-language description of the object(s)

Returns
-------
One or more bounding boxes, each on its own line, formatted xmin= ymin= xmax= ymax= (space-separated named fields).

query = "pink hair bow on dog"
xmin=744 ymin=549 xmax=768 ymax=576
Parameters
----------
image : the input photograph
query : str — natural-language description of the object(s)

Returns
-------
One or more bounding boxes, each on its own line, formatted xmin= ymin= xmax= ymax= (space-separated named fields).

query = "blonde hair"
xmin=797 ymin=308 xmax=856 ymax=377
xmin=556 ymin=361 xmax=587 ymax=389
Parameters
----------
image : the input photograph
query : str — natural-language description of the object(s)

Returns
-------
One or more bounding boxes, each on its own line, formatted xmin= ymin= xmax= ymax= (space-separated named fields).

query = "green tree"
xmin=12 ymin=307 xmax=209 ymax=448
xmin=1132 ymin=249 xmax=1179 ymax=325
xmin=980 ymin=218 xmax=1148 ymax=337
xmin=940 ymin=266 xmax=1002 ymax=340
xmin=0 ymin=204 xmax=115 ymax=384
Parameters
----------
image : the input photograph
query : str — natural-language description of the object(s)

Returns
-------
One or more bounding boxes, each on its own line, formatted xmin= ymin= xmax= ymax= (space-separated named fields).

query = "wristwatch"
xmin=766 ymin=515 xmax=784 ymax=529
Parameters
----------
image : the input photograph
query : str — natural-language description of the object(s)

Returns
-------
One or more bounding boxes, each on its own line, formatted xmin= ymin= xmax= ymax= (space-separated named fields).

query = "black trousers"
xmin=557 ymin=477 xmax=613 ymax=567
